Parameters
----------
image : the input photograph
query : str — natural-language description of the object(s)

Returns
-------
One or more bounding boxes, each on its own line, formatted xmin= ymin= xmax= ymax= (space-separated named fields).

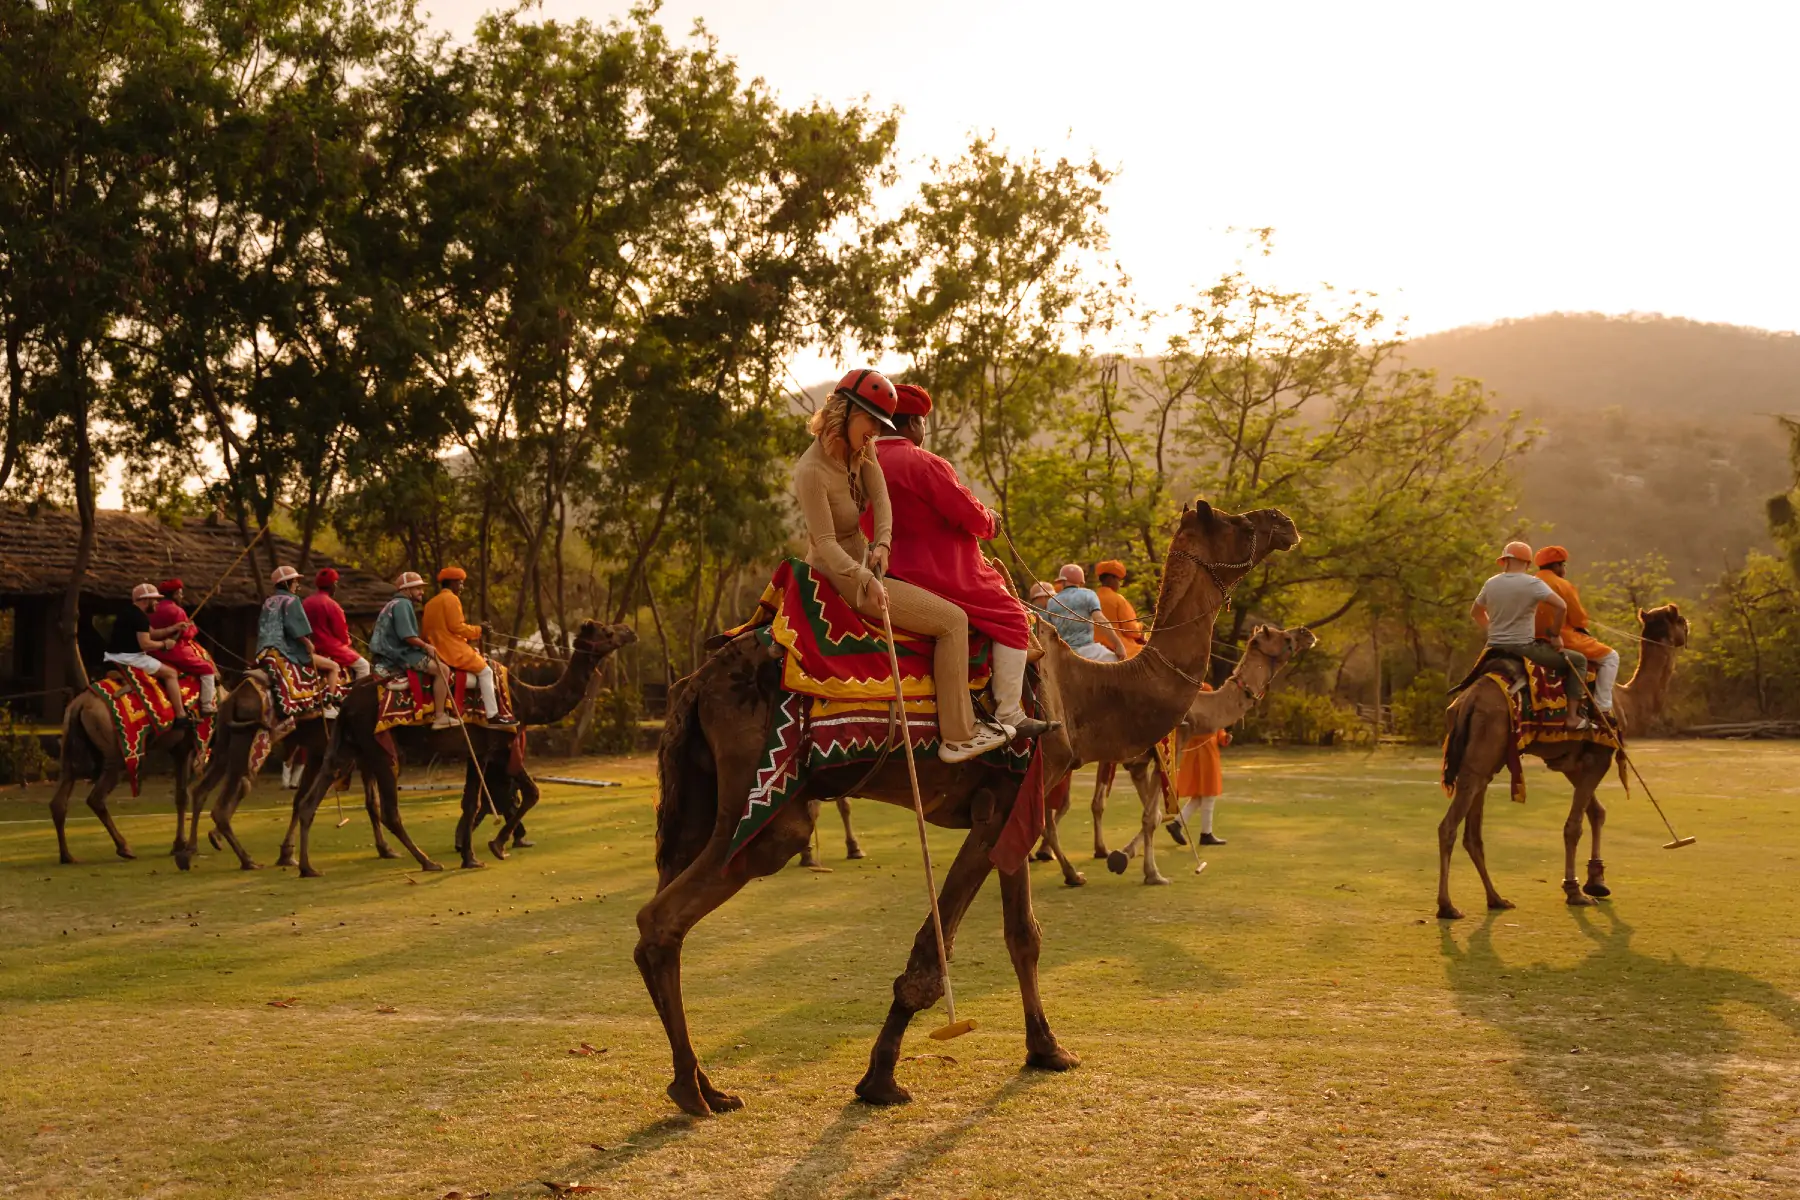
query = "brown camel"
xmin=638 ymin=500 xmax=1298 ymax=1116
xmin=1080 ymin=624 xmax=1318 ymax=880
xmin=288 ymin=619 xmax=636 ymax=877
xmin=1436 ymin=603 xmax=1688 ymax=920
xmin=48 ymin=683 xmax=199 ymax=864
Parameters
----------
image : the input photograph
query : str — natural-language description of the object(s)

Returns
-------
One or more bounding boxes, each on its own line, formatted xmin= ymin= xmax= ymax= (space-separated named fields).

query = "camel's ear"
xmin=1637 ymin=607 xmax=1647 ymax=623
xmin=1667 ymin=603 xmax=1681 ymax=617
xmin=1193 ymin=498 xmax=1213 ymax=524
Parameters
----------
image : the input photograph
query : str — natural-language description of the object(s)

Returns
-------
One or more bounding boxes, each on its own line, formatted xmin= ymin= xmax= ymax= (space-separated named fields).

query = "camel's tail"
xmin=1441 ymin=689 xmax=1477 ymax=796
xmin=58 ymin=694 xmax=103 ymax=782
xmin=654 ymin=671 xmax=715 ymax=882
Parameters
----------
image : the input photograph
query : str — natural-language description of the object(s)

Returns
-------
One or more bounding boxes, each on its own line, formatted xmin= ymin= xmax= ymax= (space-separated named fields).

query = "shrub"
xmin=1391 ymin=671 xmax=1453 ymax=744
xmin=1239 ymin=689 xmax=1369 ymax=746
xmin=0 ymin=709 xmax=50 ymax=786
xmin=581 ymin=687 xmax=644 ymax=756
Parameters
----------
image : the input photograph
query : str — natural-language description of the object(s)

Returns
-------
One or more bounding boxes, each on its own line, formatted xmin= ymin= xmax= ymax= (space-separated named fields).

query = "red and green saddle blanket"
xmin=255 ymin=649 xmax=343 ymax=725
xmin=725 ymin=560 xmax=1036 ymax=866
xmin=724 ymin=559 xmax=992 ymax=702
xmin=1473 ymin=661 xmax=1621 ymax=804
xmin=373 ymin=664 xmax=516 ymax=734
xmin=88 ymin=669 xmax=214 ymax=796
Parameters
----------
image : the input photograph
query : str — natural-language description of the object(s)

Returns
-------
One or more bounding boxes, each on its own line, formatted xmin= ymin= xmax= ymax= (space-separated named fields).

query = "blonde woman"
xmin=795 ymin=369 xmax=1009 ymax=763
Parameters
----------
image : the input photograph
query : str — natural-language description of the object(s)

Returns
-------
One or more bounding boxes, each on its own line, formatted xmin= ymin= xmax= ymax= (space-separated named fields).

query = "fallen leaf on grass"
xmin=540 ymin=1183 xmax=598 ymax=1195
xmin=443 ymin=1191 xmax=490 ymax=1199
xmin=37 ymin=1124 xmax=56 ymax=1133
xmin=807 ymin=866 xmax=834 ymax=873
xmin=901 ymin=1053 xmax=957 ymax=1064
xmin=376 ymin=1005 xmax=398 ymax=1014
xmin=402 ymin=875 xmax=418 ymax=885
xmin=267 ymin=998 xmax=299 ymax=1008
xmin=568 ymin=1043 xmax=608 ymax=1056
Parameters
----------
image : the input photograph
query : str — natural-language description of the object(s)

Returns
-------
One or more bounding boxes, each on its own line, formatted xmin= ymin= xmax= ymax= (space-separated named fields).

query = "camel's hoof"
xmin=1144 ymin=874 xmax=1172 ymax=886
xmin=207 ymin=831 xmax=223 ymax=851
xmin=846 ymin=846 xmax=867 ymax=860
xmin=1031 ymin=848 xmax=1053 ymax=863
xmin=116 ymin=847 xmax=136 ymax=861
xmin=1063 ymin=872 xmax=1087 ymax=888
xmin=174 ymin=855 xmax=192 ymax=872
xmin=666 ymin=1079 xmax=714 ymax=1118
xmin=461 ymin=859 xmax=485 ymax=870
xmin=487 ymin=839 xmax=509 ymax=861
xmin=854 ymin=1076 xmax=913 ymax=1107
xmin=1582 ymin=881 xmax=1612 ymax=898
xmin=376 ymin=847 xmax=400 ymax=860
xmin=168 ymin=842 xmax=185 ymax=856
xmin=699 ymin=1086 xmax=743 ymax=1113
xmin=1025 ymin=1045 xmax=1081 ymax=1072
xmin=511 ymin=837 xmax=534 ymax=849
xmin=798 ymin=855 xmax=820 ymax=870
xmin=1564 ymin=892 xmax=1594 ymax=907
xmin=300 ymin=867 xmax=323 ymax=879
xmin=1437 ymin=904 xmax=1465 ymax=920
xmin=1092 ymin=851 xmax=1109 ymax=861
xmin=60 ymin=855 xmax=78 ymax=866
xmin=1487 ymin=897 xmax=1517 ymax=911
xmin=1106 ymin=851 xmax=1129 ymax=875
xmin=240 ymin=861 xmax=263 ymax=871
xmin=419 ymin=861 xmax=444 ymax=873
xmin=275 ymin=853 xmax=297 ymax=868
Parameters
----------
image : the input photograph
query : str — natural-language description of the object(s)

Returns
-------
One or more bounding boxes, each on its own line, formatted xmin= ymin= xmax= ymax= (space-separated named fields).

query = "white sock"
xmin=989 ymin=642 xmax=1029 ymax=728
xmin=478 ymin=666 xmax=499 ymax=718
xmin=199 ymin=675 xmax=216 ymax=708
xmin=1593 ymin=649 xmax=1619 ymax=712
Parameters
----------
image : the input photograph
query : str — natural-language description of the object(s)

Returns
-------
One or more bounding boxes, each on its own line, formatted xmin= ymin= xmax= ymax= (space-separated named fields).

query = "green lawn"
xmin=2 ymin=742 xmax=1796 ymax=1199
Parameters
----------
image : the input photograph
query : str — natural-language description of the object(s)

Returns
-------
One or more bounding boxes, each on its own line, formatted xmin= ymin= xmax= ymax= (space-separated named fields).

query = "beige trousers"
xmin=857 ymin=578 xmax=977 ymax=745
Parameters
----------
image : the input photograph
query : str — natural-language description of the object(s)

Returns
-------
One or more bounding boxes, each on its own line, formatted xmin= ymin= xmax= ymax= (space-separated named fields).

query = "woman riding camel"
xmin=794 ymin=369 xmax=1009 ymax=763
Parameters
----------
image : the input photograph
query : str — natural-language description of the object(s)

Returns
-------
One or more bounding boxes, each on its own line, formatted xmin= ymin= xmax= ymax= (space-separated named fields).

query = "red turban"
xmin=1534 ymin=545 xmax=1568 ymax=569
xmin=314 ymin=567 xmax=340 ymax=588
xmin=1095 ymin=560 xmax=1127 ymax=581
xmin=894 ymin=384 xmax=933 ymax=417
xmin=158 ymin=578 xmax=184 ymax=595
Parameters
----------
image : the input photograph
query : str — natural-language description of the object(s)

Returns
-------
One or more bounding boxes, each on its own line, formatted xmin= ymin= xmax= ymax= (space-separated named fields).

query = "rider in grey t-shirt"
xmin=1471 ymin=540 xmax=1590 ymax=729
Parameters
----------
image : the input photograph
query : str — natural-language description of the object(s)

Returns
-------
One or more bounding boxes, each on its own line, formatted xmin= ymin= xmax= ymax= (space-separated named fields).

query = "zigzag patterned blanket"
xmin=373 ymin=664 xmax=516 ymax=734
xmin=88 ymin=669 xmax=214 ymax=796
xmin=1466 ymin=661 xmax=1621 ymax=804
xmin=254 ymin=650 xmax=342 ymax=725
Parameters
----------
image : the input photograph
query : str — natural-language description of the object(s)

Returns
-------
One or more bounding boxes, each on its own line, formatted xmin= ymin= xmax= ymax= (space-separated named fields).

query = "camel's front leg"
xmin=1436 ymin=779 xmax=1479 ymax=920
xmin=491 ymin=769 xmax=538 ymax=859
xmin=636 ymin=799 xmax=812 ymax=1117
xmin=85 ymin=766 xmax=133 ymax=861
xmin=1561 ymin=765 xmax=1603 ymax=906
xmin=998 ymin=861 xmax=1078 ymax=1072
xmin=1460 ymin=790 xmax=1514 ymax=911
xmin=1090 ymin=763 xmax=1115 ymax=859
xmin=1105 ymin=760 xmax=1169 ymax=885
xmin=858 ymin=821 xmax=997 ymax=1107
xmin=1036 ymin=776 xmax=1085 ymax=887
xmin=837 ymin=797 xmax=865 ymax=859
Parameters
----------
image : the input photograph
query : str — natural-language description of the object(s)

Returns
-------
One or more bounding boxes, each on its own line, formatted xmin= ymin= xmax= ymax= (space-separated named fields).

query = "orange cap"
xmin=1534 ymin=545 xmax=1568 ymax=568
xmin=1496 ymin=540 xmax=1533 ymax=566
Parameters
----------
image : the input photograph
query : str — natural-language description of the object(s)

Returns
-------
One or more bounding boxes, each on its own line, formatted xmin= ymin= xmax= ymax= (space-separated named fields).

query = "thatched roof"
xmin=0 ymin=506 xmax=392 ymax=615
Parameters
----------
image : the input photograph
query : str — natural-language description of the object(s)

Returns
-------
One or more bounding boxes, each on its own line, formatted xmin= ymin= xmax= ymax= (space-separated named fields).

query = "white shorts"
xmin=1075 ymin=643 xmax=1120 ymax=663
xmin=104 ymin=651 xmax=166 ymax=674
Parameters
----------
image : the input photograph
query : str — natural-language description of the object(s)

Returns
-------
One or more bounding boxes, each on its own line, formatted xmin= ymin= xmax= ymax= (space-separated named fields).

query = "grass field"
xmin=2 ymin=741 xmax=1797 ymax=1199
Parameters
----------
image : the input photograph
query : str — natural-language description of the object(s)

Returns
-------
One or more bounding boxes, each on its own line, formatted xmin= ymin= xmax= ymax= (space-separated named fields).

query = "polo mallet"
xmin=437 ymin=658 xmax=498 ymax=821
xmin=1619 ymin=750 xmax=1696 ymax=849
xmin=875 ymin=589 xmax=976 ymax=1042
xmin=187 ymin=523 xmax=271 ymax=622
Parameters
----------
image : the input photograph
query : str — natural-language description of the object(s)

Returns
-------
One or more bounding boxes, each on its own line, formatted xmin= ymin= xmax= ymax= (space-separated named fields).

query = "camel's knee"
xmin=894 ymin=963 xmax=944 ymax=1012
xmin=1587 ymin=800 xmax=1606 ymax=827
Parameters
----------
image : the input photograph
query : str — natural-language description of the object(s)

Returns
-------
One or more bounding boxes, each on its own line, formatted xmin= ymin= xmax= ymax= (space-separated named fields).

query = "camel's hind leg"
xmin=635 ymin=798 xmax=813 ymax=1117
xmin=363 ymin=773 xmax=396 ymax=858
xmin=998 ymin=859 xmax=1078 ymax=1072
xmin=1562 ymin=748 xmax=1609 ymax=904
xmin=48 ymin=771 xmax=86 ymax=864
xmin=1089 ymin=763 xmax=1115 ymax=858
xmin=83 ymin=767 xmax=133 ymax=862
xmin=491 ymin=769 xmax=537 ymax=860
xmin=1460 ymin=789 xmax=1514 ymax=912
xmin=1104 ymin=760 xmax=1170 ymax=885
xmin=857 ymin=815 xmax=1001 ymax=1107
xmin=1436 ymin=774 xmax=1485 ymax=921
xmin=838 ymin=797 xmax=864 ymax=859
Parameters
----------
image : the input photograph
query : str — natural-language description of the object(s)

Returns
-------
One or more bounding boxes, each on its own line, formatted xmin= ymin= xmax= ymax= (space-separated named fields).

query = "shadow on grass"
xmin=1441 ymin=906 xmax=1800 ymax=1152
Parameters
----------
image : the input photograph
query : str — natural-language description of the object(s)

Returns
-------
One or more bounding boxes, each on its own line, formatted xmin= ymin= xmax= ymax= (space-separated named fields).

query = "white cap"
xmin=270 ymin=565 xmax=301 ymax=587
xmin=394 ymin=571 xmax=426 ymax=592
xmin=131 ymin=582 xmax=163 ymax=603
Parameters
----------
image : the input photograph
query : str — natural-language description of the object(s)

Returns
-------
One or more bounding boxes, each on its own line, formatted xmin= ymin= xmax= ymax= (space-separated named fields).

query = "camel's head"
xmin=574 ymin=619 xmax=639 ymax=658
xmin=1638 ymin=604 xmax=1689 ymax=650
xmin=1165 ymin=500 xmax=1300 ymax=594
xmin=1245 ymin=623 xmax=1318 ymax=666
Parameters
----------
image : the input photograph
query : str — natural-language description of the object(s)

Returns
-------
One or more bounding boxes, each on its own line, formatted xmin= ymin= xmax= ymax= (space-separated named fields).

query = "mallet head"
xmin=929 ymin=1019 xmax=977 ymax=1041
xmin=1664 ymin=836 xmax=1697 ymax=849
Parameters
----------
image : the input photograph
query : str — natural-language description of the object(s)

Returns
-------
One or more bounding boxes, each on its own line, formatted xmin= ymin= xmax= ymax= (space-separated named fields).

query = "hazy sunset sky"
xmin=423 ymin=0 xmax=1799 ymax=338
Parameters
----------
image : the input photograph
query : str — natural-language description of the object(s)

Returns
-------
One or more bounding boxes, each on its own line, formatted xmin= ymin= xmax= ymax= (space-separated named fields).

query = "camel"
xmin=1436 ymin=603 xmax=1688 ymax=920
xmin=289 ymin=619 xmax=636 ymax=877
xmin=639 ymin=500 xmax=1298 ymax=1116
xmin=799 ymin=796 xmax=864 ymax=865
xmin=48 ymin=681 xmax=199 ymax=865
xmin=1071 ymin=624 xmax=1318 ymax=880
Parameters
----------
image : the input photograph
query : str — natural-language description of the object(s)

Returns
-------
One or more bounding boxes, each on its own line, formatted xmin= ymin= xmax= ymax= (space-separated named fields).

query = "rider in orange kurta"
xmin=1531 ymin=545 xmax=1620 ymax=716
xmin=420 ymin=567 xmax=513 ymax=725
xmin=1093 ymin=559 xmax=1145 ymax=660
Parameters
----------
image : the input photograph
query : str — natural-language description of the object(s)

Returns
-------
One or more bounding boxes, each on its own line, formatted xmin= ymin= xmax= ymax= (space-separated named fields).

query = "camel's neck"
xmin=1616 ymin=641 xmax=1675 ymax=723
xmin=510 ymin=645 xmax=604 ymax=725
xmin=1188 ymin=649 xmax=1279 ymax=734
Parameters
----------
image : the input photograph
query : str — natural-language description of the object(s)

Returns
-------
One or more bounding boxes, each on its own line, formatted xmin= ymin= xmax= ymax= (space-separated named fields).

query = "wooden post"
xmin=1369 ymin=613 xmax=1382 ymax=741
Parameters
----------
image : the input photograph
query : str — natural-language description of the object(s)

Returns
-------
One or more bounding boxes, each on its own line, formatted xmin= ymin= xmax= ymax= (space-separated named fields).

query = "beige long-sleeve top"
xmin=794 ymin=438 xmax=893 ymax=608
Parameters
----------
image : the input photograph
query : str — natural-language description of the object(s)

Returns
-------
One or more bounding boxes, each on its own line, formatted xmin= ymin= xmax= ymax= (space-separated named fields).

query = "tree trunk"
xmin=1 ymin=316 xmax=23 ymax=494
xmin=477 ymin=496 xmax=492 ymax=624
xmin=60 ymin=349 xmax=94 ymax=690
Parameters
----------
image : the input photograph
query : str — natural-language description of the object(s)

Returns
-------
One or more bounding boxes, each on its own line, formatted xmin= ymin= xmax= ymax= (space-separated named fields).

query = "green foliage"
xmin=579 ymin=686 xmax=643 ymax=757
xmin=0 ymin=710 xmax=49 ymax=786
xmin=1238 ymin=688 xmax=1368 ymax=746
xmin=1390 ymin=670 xmax=1452 ymax=744
xmin=1677 ymin=551 xmax=1800 ymax=721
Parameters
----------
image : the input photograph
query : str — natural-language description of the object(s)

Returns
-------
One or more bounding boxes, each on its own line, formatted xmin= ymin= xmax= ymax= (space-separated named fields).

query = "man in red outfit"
xmin=302 ymin=568 xmax=370 ymax=683
xmin=862 ymin=383 xmax=1055 ymax=738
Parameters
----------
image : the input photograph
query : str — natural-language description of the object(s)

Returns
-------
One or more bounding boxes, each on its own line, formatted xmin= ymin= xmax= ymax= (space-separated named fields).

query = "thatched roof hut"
xmin=0 ymin=506 xmax=390 ymax=719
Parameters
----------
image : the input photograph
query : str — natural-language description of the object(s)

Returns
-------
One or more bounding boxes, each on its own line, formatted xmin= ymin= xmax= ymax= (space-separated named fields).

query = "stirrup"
xmin=938 ymin=722 xmax=1009 ymax=764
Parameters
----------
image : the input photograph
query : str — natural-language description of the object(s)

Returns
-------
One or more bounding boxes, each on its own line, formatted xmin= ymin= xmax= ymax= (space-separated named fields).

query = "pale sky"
xmin=422 ymin=0 xmax=1800 ymax=340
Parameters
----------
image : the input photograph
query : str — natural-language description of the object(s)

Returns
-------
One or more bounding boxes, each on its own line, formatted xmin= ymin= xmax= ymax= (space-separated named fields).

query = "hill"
xmin=1400 ymin=314 xmax=1800 ymax=590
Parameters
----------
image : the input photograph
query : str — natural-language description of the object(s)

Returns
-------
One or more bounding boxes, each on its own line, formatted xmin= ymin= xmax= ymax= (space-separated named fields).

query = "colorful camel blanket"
xmin=254 ymin=650 xmax=342 ymax=726
xmin=88 ymin=668 xmax=214 ymax=796
xmin=372 ymin=665 xmax=516 ymax=735
xmin=1467 ymin=661 xmax=1621 ymax=804
xmin=724 ymin=559 xmax=993 ymax=702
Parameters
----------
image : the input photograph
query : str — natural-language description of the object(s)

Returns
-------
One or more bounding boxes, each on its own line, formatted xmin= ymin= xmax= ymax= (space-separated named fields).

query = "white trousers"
xmin=1593 ymin=650 xmax=1620 ymax=712
xmin=434 ymin=664 xmax=499 ymax=718
xmin=348 ymin=656 xmax=371 ymax=680
xmin=1075 ymin=642 xmax=1119 ymax=663
xmin=1179 ymin=795 xmax=1219 ymax=834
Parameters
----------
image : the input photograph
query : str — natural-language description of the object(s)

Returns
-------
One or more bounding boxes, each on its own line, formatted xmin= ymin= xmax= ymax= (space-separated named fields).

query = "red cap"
xmin=833 ymin=369 xmax=898 ymax=430
xmin=314 ymin=568 xmax=340 ymax=588
xmin=158 ymin=578 xmax=184 ymax=595
xmin=894 ymin=383 xmax=933 ymax=417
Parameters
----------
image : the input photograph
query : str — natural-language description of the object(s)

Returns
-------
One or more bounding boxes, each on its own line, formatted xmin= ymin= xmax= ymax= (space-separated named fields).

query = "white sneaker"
xmin=938 ymin=722 xmax=1010 ymax=764
xmin=431 ymin=714 xmax=462 ymax=730
xmin=323 ymin=705 xmax=341 ymax=721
